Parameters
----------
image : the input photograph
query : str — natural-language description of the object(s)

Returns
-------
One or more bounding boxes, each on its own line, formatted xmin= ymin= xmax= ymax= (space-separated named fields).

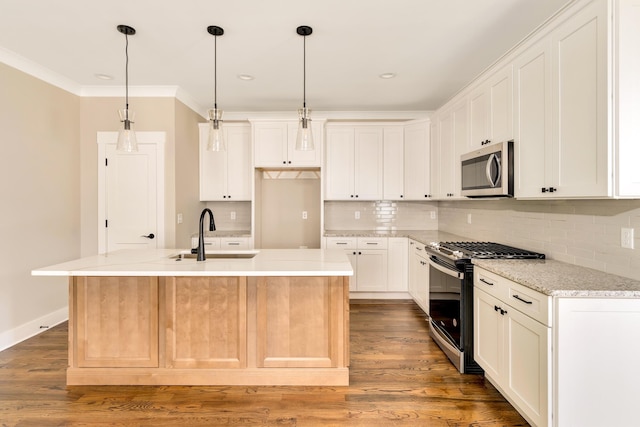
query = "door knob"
xmin=141 ymin=233 xmax=155 ymax=239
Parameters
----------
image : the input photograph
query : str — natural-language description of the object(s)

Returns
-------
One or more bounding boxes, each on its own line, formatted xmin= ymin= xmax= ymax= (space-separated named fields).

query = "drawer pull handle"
xmin=479 ymin=278 xmax=494 ymax=286
xmin=366 ymin=242 xmax=378 ymax=245
xmin=336 ymin=242 xmax=348 ymax=245
xmin=513 ymin=294 xmax=533 ymax=305
xmin=227 ymin=242 xmax=240 ymax=246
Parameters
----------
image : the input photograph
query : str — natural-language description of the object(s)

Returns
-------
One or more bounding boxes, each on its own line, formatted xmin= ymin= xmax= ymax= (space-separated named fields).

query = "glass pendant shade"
xmin=117 ymin=109 xmax=138 ymax=152
xmin=295 ymin=107 xmax=314 ymax=151
xmin=207 ymin=108 xmax=225 ymax=151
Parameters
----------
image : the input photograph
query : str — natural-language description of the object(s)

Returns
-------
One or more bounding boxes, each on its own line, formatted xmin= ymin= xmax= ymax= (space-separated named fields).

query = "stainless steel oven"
xmin=426 ymin=241 xmax=544 ymax=374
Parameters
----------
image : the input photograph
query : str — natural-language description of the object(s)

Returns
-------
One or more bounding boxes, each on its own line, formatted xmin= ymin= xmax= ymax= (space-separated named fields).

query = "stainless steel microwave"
xmin=460 ymin=140 xmax=514 ymax=198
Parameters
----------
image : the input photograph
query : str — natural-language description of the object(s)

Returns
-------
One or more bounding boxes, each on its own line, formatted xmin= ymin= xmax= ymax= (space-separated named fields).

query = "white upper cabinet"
xmin=383 ymin=126 xmax=405 ymax=200
xmin=516 ymin=0 xmax=608 ymax=198
xmin=468 ymin=65 xmax=513 ymax=150
xmin=199 ymin=123 xmax=252 ymax=201
xmin=325 ymin=125 xmax=384 ymax=200
xmin=513 ymin=37 xmax=553 ymax=198
xmin=403 ymin=120 xmax=432 ymax=200
xmin=431 ymin=101 xmax=467 ymax=200
xmin=252 ymin=120 xmax=323 ymax=168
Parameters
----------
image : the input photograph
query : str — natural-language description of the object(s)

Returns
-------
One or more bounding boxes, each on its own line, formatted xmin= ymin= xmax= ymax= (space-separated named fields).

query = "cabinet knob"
xmin=288 ymin=161 xmax=291 ymax=164
xmin=400 ymin=195 xmax=403 ymax=198
xmin=549 ymin=187 xmax=556 ymax=193
xmin=350 ymin=195 xmax=354 ymax=198
xmin=541 ymin=187 xmax=547 ymax=193
xmin=223 ymin=195 xmax=227 ymax=198
xmin=228 ymin=195 xmax=231 ymax=199
xmin=355 ymin=195 xmax=359 ymax=198
xmin=283 ymin=161 xmax=287 ymax=165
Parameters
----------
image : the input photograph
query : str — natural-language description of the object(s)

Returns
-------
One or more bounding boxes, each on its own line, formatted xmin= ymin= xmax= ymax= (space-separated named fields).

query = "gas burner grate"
xmin=440 ymin=241 xmax=545 ymax=259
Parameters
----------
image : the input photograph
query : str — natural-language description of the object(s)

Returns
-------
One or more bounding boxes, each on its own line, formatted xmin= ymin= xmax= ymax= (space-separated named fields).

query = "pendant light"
xmin=207 ymin=25 xmax=225 ymax=151
xmin=295 ymin=25 xmax=314 ymax=151
xmin=116 ymin=25 xmax=138 ymax=152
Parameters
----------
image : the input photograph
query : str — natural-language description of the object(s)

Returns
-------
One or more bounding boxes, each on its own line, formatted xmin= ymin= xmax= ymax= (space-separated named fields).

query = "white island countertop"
xmin=32 ymin=248 xmax=354 ymax=277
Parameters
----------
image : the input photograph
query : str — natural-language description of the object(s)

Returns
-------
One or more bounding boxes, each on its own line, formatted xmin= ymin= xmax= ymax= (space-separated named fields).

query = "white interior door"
xmin=97 ymin=132 xmax=165 ymax=254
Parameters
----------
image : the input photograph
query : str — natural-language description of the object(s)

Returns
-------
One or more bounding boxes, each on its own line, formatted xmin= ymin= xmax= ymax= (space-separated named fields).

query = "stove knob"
xmin=452 ymin=250 xmax=464 ymax=258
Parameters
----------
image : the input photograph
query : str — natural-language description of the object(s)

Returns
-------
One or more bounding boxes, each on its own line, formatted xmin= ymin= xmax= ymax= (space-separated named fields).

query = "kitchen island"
xmin=33 ymin=249 xmax=353 ymax=386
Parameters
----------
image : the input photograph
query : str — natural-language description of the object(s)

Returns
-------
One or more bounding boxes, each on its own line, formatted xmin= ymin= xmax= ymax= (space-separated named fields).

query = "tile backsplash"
xmin=204 ymin=201 xmax=251 ymax=231
xmin=439 ymin=199 xmax=640 ymax=281
xmin=324 ymin=201 xmax=438 ymax=231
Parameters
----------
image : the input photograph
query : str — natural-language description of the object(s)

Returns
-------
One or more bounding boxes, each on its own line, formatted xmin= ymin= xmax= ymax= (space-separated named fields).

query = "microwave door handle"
xmin=485 ymin=153 xmax=501 ymax=187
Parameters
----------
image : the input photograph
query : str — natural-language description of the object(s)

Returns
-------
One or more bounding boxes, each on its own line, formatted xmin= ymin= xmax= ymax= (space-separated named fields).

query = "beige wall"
xmin=174 ymin=99 xmax=205 ymax=248
xmin=0 ymin=63 xmax=79 ymax=342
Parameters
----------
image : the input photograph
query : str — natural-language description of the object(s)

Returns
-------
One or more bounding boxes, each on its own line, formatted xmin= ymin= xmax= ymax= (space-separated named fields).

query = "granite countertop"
xmin=323 ymin=230 xmax=471 ymax=245
xmin=473 ymin=259 xmax=640 ymax=298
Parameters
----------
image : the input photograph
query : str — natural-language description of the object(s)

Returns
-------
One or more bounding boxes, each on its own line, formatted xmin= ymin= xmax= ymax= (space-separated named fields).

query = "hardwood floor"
xmin=0 ymin=300 xmax=528 ymax=426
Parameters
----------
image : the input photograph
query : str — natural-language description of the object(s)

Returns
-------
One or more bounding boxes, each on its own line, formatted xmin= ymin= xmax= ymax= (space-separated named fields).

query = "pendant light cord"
xmin=214 ymin=34 xmax=218 ymax=109
xmin=303 ymin=34 xmax=306 ymax=109
xmin=125 ymin=32 xmax=129 ymax=113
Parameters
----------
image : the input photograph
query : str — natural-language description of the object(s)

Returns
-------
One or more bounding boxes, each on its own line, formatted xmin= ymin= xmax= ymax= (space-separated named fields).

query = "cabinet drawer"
xmin=475 ymin=267 xmax=551 ymax=327
xmin=357 ymin=237 xmax=388 ymax=249
xmin=326 ymin=237 xmax=357 ymax=250
xmin=191 ymin=237 xmax=221 ymax=250
xmin=474 ymin=268 xmax=508 ymax=300
xmin=220 ymin=237 xmax=250 ymax=250
xmin=505 ymin=280 xmax=551 ymax=327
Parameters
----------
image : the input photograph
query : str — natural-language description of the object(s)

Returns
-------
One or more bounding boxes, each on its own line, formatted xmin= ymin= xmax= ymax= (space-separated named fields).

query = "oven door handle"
xmin=428 ymin=256 xmax=464 ymax=280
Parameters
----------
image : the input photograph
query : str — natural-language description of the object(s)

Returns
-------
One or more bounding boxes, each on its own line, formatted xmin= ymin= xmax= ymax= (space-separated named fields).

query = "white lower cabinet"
xmin=408 ymin=239 xmax=429 ymax=314
xmin=326 ymin=237 xmax=409 ymax=294
xmin=474 ymin=267 xmax=551 ymax=427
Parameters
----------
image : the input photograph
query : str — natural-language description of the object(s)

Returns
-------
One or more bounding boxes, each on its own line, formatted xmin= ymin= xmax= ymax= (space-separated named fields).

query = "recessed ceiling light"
xmin=237 ymin=74 xmax=254 ymax=81
xmin=94 ymin=73 xmax=113 ymax=80
xmin=379 ymin=73 xmax=396 ymax=79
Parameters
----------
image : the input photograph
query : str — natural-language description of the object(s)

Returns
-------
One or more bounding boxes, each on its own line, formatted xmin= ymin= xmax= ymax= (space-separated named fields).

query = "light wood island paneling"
xmin=66 ymin=274 xmax=349 ymax=386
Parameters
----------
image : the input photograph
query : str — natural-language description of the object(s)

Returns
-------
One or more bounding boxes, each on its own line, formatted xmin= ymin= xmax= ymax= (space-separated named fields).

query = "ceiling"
xmin=0 ymin=0 xmax=570 ymax=115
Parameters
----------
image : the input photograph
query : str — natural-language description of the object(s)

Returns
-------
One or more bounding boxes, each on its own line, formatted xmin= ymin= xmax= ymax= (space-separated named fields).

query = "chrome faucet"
xmin=197 ymin=208 xmax=216 ymax=261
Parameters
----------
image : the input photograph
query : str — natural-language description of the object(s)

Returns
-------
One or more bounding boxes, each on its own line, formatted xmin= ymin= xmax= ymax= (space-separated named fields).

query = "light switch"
xmin=302 ymin=211 xmax=308 ymax=220
xmin=230 ymin=211 xmax=236 ymax=220
xmin=177 ymin=213 xmax=183 ymax=224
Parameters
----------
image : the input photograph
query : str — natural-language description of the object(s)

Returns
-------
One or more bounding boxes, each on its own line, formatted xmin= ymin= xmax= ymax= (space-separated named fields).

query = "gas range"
xmin=426 ymin=241 xmax=545 ymax=262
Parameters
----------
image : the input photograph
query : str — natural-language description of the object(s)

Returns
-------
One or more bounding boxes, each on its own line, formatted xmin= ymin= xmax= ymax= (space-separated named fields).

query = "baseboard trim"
xmin=0 ymin=306 xmax=68 ymax=352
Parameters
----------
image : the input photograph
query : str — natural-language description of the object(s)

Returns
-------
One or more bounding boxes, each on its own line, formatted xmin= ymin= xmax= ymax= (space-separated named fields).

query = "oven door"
xmin=428 ymin=256 xmax=463 ymax=350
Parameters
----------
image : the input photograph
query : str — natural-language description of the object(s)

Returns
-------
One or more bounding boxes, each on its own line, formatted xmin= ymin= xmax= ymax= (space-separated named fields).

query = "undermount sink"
xmin=171 ymin=250 xmax=259 ymax=260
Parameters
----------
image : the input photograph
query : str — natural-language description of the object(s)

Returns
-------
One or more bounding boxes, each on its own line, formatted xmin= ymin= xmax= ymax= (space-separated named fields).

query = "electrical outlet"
xmin=621 ymin=228 xmax=634 ymax=249
xmin=302 ymin=211 xmax=308 ymax=220
xmin=177 ymin=213 xmax=183 ymax=224
xmin=430 ymin=211 xmax=437 ymax=220
xmin=467 ymin=214 xmax=472 ymax=224
xmin=355 ymin=211 xmax=360 ymax=220
xmin=230 ymin=211 xmax=236 ymax=220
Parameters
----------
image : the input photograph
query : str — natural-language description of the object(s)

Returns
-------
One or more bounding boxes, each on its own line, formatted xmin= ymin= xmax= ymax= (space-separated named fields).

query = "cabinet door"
xmin=504 ymin=305 xmax=551 ymax=427
xmin=355 ymin=250 xmax=388 ymax=292
xmin=253 ymin=122 xmax=289 ymax=167
xmin=552 ymin=0 xmax=609 ymax=197
xmin=383 ymin=127 xmax=405 ymax=200
xmin=474 ymin=288 xmax=503 ymax=381
xmin=409 ymin=249 xmax=429 ymax=314
xmin=514 ymin=38 xmax=553 ymax=198
xmin=199 ymin=124 xmax=228 ymax=201
xmin=346 ymin=250 xmax=358 ymax=292
xmin=488 ymin=65 xmax=513 ymax=144
xmin=225 ymin=125 xmax=252 ymax=200
xmin=451 ymin=100 xmax=469 ymax=198
xmin=325 ymin=127 xmax=355 ymax=200
xmin=354 ymin=127 xmax=384 ymax=200
xmin=387 ymin=237 xmax=408 ymax=292
xmin=404 ymin=120 xmax=431 ymax=200
xmin=74 ymin=276 xmax=159 ymax=368
xmin=287 ymin=121 xmax=323 ymax=167
xmin=435 ymin=108 xmax=454 ymax=199
xmin=469 ymin=86 xmax=490 ymax=149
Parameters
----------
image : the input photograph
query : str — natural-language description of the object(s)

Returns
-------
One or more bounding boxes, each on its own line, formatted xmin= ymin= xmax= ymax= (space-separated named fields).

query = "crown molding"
xmin=0 ymin=46 xmax=81 ymax=95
